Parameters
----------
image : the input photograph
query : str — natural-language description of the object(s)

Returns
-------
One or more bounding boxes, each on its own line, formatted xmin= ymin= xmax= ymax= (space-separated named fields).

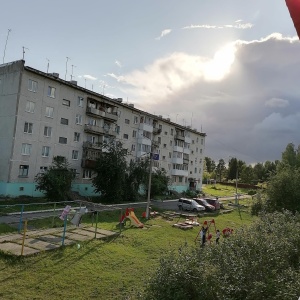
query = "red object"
xmin=286 ymin=0 xmax=300 ymax=38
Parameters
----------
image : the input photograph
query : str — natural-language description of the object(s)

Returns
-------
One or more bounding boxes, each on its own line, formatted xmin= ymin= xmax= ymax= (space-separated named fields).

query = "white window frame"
xmin=74 ymin=132 xmax=80 ymax=142
xmin=77 ymin=96 xmax=84 ymax=107
xmin=47 ymin=86 xmax=56 ymax=98
xmin=44 ymin=126 xmax=52 ymax=137
xmin=133 ymin=116 xmax=138 ymax=124
xmin=21 ymin=143 xmax=32 ymax=155
xmin=72 ymin=150 xmax=79 ymax=160
xmin=19 ymin=165 xmax=29 ymax=177
xmin=26 ymin=101 xmax=35 ymax=113
xmin=131 ymin=144 xmax=136 ymax=151
xmin=24 ymin=122 xmax=33 ymax=134
xmin=45 ymin=106 xmax=54 ymax=118
xmin=42 ymin=146 xmax=50 ymax=157
xmin=76 ymin=114 xmax=82 ymax=125
xmin=83 ymin=169 xmax=92 ymax=179
xmin=28 ymin=79 xmax=38 ymax=92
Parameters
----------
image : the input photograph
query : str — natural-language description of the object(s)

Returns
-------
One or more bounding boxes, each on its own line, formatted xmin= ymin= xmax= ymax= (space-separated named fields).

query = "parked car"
xmin=205 ymin=198 xmax=221 ymax=210
xmin=177 ymin=198 xmax=205 ymax=212
xmin=193 ymin=198 xmax=215 ymax=212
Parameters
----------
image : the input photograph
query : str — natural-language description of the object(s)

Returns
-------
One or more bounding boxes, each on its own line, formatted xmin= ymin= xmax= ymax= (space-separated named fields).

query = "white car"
xmin=177 ymin=198 xmax=205 ymax=212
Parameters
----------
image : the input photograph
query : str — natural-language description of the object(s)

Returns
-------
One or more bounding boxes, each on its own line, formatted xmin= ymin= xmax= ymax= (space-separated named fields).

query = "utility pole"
xmin=235 ymin=169 xmax=238 ymax=205
xmin=146 ymin=143 xmax=154 ymax=219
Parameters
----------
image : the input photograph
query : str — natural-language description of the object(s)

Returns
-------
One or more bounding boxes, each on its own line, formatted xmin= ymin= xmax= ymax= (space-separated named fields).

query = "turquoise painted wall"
xmin=0 ymin=182 xmax=99 ymax=198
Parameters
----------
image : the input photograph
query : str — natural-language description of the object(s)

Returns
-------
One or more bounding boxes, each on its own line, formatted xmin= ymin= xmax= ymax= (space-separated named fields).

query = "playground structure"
xmin=120 ymin=208 xmax=144 ymax=228
xmin=195 ymin=219 xmax=217 ymax=244
xmin=222 ymin=227 xmax=233 ymax=237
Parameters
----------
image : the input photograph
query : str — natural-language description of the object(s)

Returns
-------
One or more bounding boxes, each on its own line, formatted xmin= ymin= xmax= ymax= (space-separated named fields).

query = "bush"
xmin=144 ymin=211 xmax=300 ymax=300
xmin=247 ymin=189 xmax=256 ymax=195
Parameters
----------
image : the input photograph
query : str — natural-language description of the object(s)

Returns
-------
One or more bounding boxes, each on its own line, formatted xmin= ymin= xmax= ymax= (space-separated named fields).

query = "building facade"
xmin=0 ymin=60 xmax=206 ymax=197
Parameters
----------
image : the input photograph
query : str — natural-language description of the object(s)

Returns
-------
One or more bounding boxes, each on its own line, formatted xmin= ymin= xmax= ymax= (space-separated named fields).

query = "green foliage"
xmin=93 ymin=141 xmax=128 ymax=203
xmin=144 ymin=211 xmax=300 ymax=300
xmin=150 ymin=169 xmax=169 ymax=198
xmin=34 ymin=156 xmax=75 ymax=201
xmin=247 ymin=189 xmax=256 ymax=196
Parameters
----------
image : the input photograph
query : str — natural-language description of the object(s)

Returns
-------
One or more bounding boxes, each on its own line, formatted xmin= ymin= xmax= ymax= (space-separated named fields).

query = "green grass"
xmin=0 ymin=206 xmax=255 ymax=299
xmin=202 ymin=183 xmax=252 ymax=198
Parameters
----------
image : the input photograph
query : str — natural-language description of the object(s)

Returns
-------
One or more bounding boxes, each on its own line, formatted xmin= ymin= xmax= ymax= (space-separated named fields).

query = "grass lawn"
xmin=202 ymin=183 xmax=254 ymax=198
xmin=0 ymin=205 xmax=255 ymax=300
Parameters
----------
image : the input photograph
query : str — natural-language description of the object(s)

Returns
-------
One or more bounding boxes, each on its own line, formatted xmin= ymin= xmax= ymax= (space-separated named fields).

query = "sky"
xmin=1 ymin=0 xmax=299 ymax=165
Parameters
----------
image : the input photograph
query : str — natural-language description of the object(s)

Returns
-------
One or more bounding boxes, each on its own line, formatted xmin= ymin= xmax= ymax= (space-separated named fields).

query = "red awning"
xmin=286 ymin=0 xmax=300 ymax=38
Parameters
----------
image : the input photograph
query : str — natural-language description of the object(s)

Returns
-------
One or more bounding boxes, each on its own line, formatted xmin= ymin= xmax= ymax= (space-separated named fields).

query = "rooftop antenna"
xmin=2 ymin=29 xmax=11 ymax=64
xmin=22 ymin=46 xmax=29 ymax=60
xmin=65 ymin=56 xmax=70 ymax=80
xmin=46 ymin=58 xmax=50 ymax=73
xmin=85 ymin=78 xmax=87 ymax=88
xmin=92 ymin=84 xmax=94 ymax=91
xmin=102 ymin=83 xmax=106 ymax=95
xmin=70 ymin=64 xmax=76 ymax=80
xmin=191 ymin=112 xmax=193 ymax=127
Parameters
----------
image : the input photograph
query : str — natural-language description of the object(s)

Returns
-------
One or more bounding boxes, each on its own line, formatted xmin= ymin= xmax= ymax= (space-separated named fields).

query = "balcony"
xmin=139 ymin=122 xmax=153 ymax=132
xmin=81 ymin=159 xmax=97 ymax=169
xmin=175 ymin=133 xmax=185 ymax=141
xmin=86 ymin=107 xmax=118 ymax=122
xmin=171 ymin=169 xmax=188 ymax=176
xmin=172 ymin=157 xmax=183 ymax=164
xmin=83 ymin=141 xmax=102 ymax=150
xmin=183 ymin=157 xmax=189 ymax=164
xmin=84 ymin=124 xmax=117 ymax=136
xmin=173 ymin=145 xmax=183 ymax=152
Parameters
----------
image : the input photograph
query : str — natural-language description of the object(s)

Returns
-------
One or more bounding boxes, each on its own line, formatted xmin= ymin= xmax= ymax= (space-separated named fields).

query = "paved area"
xmin=0 ymin=225 xmax=118 ymax=256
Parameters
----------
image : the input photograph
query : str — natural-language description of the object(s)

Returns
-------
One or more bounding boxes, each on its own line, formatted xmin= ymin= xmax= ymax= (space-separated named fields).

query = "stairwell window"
xmin=28 ymin=79 xmax=38 ymax=92
xmin=74 ymin=132 xmax=80 ymax=142
xmin=44 ymin=126 xmax=52 ymax=137
xmin=83 ymin=169 xmax=92 ymax=179
xmin=76 ymin=114 xmax=82 ymax=125
xmin=47 ymin=86 xmax=56 ymax=98
xmin=77 ymin=96 xmax=84 ymax=107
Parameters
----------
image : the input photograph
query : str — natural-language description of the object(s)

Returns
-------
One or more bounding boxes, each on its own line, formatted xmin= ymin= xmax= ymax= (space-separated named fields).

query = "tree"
xmin=93 ymin=141 xmax=128 ymax=203
xmin=150 ymin=169 xmax=170 ymax=198
xmin=204 ymin=157 xmax=216 ymax=173
xmin=215 ymin=159 xmax=226 ymax=182
xmin=227 ymin=157 xmax=238 ymax=180
xmin=240 ymin=164 xmax=254 ymax=184
xmin=35 ymin=156 xmax=75 ymax=201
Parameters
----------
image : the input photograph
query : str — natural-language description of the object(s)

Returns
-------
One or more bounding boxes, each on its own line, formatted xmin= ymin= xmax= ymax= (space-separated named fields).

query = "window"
xmin=88 ymin=118 xmax=96 ymax=126
xmin=163 ymin=144 xmax=167 ymax=148
xmin=163 ymin=156 xmax=166 ymax=160
xmin=200 ymin=149 xmax=202 ymax=154
xmin=72 ymin=150 xmax=79 ymax=160
xmin=158 ymin=137 xmax=161 ymax=144
xmin=42 ymin=146 xmax=50 ymax=157
xmin=21 ymin=143 xmax=32 ymax=155
xmin=195 ymin=168 xmax=197 ymax=173
xmin=201 ymin=138 xmax=204 ymax=145
xmin=132 ymin=130 xmax=137 ymax=138
xmin=19 ymin=165 xmax=29 ymax=177
xmin=28 ymin=79 xmax=38 ymax=92
xmin=40 ymin=166 xmax=48 ymax=173
xmin=131 ymin=144 xmax=136 ymax=151
xmin=192 ymin=140 xmax=195 ymax=144
xmin=159 ymin=124 xmax=162 ymax=130
xmin=125 ymin=119 xmax=130 ymax=124
xmin=133 ymin=116 xmax=138 ymax=124
xmin=59 ymin=137 xmax=67 ymax=144
xmin=77 ymin=96 xmax=84 ymax=107
xmin=61 ymin=118 xmax=69 ymax=125
xmin=170 ymin=140 xmax=173 ymax=146
xmin=179 ymin=177 xmax=183 ymax=183
xmin=45 ymin=106 xmax=54 ymax=118
xmin=116 ymin=126 xmax=120 ymax=134
xmin=24 ymin=122 xmax=33 ymax=134
xmin=44 ymin=126 xmax=52 ymax=137
xmin=26 ymin=101 xmax=35 ymax=113
xmin=83 ymin=169 xmax=92 ymax=179
xmin=164 ymin=131 xmax=168 ymax=135
xmin=62 ymin=99 xmax=70 ymax=106
xmin=171 ymin=129 xmax=174 ymax=135
xmin=76 ymin=114 xmax=82 ymax=125
xmin=47 ymin=86 xmax=56 ymax=98
xmin=123 ymin=134 xmax=128 ymax=139
xmin=169 ymin=152 xmax=172 ymax=158
xmin=74 ymin=132 xmax=80 ymax=142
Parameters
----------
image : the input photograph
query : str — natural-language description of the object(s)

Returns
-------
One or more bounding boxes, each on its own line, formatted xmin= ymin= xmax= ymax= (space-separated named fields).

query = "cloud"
xmin=112 ymin=34 xmax=300 ymax=164
xmin=155 ymin=29 xmax=172 ymax=40
xmin=115 ymin=60 xmax=122 ymax=68
xmin=182 ymin=21 xmax=253 ymax=30
xmin=265 ymin=98 xmax=289 ymax=108
xmin=83 ymin=74 xmax=97 ymax=80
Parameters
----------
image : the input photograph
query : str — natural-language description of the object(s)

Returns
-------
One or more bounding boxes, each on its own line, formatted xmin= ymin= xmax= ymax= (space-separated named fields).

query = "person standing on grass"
xmin=200 ymin=226 xmax=207 ymax=247
xmin=216 ymin=229 xmax=221 ymax=244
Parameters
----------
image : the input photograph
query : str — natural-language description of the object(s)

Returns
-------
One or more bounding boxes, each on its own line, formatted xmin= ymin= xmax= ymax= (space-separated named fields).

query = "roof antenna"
xmin=70 ymin=64 xmax=76 ymax=80
xmin=46 ymin=58 xmax=50 ymax=73
xmin=65 ymin=57 xmax=70 ymax=80
xmin=2 ymin=29 xmax=11 ymax=64
xmin=22 ymin=46 xmax=29 ymax=60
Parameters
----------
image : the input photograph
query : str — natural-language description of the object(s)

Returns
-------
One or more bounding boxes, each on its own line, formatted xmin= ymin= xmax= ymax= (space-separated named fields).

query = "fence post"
xmin=18 ymin=204 xmax=24 ymax=233
xmin=21 ymin=219 xmax=28 ymax=256
xmin=62 ymin=215 xmax=67 ymax=246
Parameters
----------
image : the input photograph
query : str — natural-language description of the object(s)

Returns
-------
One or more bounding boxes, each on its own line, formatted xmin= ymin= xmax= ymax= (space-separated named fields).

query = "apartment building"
xmin=0 ymin=60 xmax=206 ymax=197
